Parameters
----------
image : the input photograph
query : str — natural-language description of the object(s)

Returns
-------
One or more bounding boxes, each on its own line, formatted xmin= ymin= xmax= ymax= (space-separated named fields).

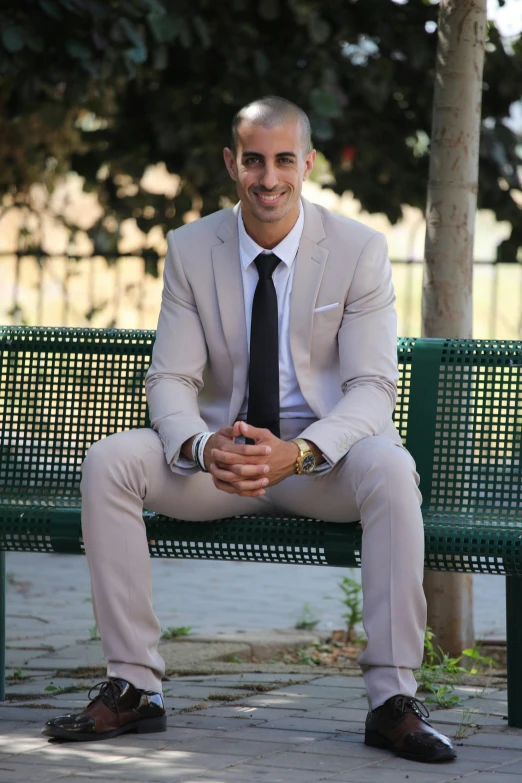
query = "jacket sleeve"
xmin=145 ymin=231 xmax=208 ymax=474
xmin=298 ymin=232 xmax=399 ymax=466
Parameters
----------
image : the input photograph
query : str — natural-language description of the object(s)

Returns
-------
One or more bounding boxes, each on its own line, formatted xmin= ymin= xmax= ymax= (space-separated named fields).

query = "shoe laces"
xmin=87 ymin=679 xmax=122 ymax=719
xmin=389 ymin=695 xmax=430 ymax=721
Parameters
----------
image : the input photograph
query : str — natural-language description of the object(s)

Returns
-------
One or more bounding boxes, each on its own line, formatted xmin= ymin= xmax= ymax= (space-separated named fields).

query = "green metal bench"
xmin=1 ymin=326 xmax=522 ymax=726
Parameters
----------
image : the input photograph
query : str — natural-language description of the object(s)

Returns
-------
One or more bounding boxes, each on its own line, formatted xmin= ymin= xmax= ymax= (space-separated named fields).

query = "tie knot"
xmin=254 ymin=253 xmax=280 ymax=280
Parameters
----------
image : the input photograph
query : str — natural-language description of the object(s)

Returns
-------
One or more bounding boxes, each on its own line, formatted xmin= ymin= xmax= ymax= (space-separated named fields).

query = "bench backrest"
xmin=1 ymin=327 xmax=522 ymax=525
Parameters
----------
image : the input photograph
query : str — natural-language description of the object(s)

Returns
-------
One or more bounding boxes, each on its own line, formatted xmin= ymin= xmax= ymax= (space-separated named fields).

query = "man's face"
xmin=224 ymin=119 xmax=315 ymax=225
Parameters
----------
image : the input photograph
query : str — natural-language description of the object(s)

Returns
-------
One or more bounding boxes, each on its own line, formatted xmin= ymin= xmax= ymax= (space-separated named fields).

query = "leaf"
xmin=308 ymin=18 xmax=331 ymax=45
xmin=193 ymin=16 xmax=211 ymax=49
xmin=126 ymin=44 xmax=148 ymax=64
xmin=310 ymin=89 xmax=342 ymax=119
xmin=39 ymin=0 xmax=63 ymax=20
xmin=2 ymin=26 xmax=25 ymax=53
xmin=66 ymin=39 xmax=92 ymax=60
xmin=254 ymin=49 xmax=269 ymax=75
xmin=119 ymin=17 xmax=145 ymax=49
xmin=147 ymin=12 xmax=180 ymax=43
xmin=258 ymin=0 xmax=279 ymax=21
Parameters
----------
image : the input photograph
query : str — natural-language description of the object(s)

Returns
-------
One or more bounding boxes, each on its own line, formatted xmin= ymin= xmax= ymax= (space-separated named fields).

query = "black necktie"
xmin=247 ymin=253 xmax=281 ymax=438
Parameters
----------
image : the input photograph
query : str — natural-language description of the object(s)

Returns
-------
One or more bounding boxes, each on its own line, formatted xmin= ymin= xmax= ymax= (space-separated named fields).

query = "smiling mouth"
xmin=254 ymin=191 xmax=285 ymax=205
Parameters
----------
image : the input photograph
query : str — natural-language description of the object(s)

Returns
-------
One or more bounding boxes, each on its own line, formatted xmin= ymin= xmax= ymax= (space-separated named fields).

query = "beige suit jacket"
xmin=145 ymin=198 xmax=401 ymax=474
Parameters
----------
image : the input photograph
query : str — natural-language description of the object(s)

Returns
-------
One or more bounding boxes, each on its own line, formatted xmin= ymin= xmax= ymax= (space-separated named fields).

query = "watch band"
xmin=291 ymin=438 xmax=316 ymax=475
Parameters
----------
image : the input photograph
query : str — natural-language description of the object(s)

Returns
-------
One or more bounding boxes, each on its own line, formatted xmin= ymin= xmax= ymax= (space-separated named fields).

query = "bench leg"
xmin=0 ymin=551 xmax=5 ymax=701
xmin=506 ymin=574 xmax=522 ymax=728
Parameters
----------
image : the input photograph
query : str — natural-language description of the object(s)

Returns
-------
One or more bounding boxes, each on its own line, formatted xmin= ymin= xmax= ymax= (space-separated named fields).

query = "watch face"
xmin=301 ymin=453 xmax=316 ymax=474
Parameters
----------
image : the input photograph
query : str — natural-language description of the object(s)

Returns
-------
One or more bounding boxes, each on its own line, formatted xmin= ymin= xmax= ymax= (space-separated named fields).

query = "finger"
xmin=216 ymin=426 xmax=235 ymax=440
xmin=238 ymin=421 xmax=271 ymax=442
xmin=210 ymin=464 xmax=269 ymax=491
xmin=212 ymin=445 xmax=270 ymax=464
xmin=212 ymin=475 xmax=266 ymax=497
xmin=213 ymin=462 xmax=269 ymax=479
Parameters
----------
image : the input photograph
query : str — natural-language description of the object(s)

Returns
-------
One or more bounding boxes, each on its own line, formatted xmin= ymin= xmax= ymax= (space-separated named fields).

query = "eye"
xmin=244 ymin=156 xmax=260 ymax=165
xmin=279 ymin=157 xmax=295 ymax=165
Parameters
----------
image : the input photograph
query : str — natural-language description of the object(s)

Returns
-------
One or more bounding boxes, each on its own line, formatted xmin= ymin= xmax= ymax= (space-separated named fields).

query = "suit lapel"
xmin=212 ymin=206 xmax=249 ymax=423
xmin=290 ymin=199 xmax=329 ymax=411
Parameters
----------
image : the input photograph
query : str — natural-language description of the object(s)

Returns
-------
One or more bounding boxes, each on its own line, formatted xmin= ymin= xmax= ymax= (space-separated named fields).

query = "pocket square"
xmin=313 ymin=302 xmax=341 ymax=313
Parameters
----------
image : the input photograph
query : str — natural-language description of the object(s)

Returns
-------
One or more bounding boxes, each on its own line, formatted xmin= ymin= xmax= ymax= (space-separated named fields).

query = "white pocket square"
xmin=313 ymin=302 xmax=341 ymax=313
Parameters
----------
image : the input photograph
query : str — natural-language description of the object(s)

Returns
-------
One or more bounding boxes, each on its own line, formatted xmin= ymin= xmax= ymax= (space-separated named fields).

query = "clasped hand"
xmin=204 ymin=422 xmax=298 ymax=497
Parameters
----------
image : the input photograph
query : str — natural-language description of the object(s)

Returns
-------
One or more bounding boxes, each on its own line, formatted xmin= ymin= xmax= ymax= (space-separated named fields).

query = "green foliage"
xmin=88 ymin=624 xmax=100 ymax=641
xmin=338 ymin=571 xmax=363 ymax=636
xmin=161 ymin=625 xmax=192 ymax=639
xmin=7 ymin=667 xmax=25 ymax=681
xmin=294 ymin=602 xmax=320 ymax=631
xmin=1 ymin=0 xmax=521 ymax=259
xmin=416 ymin=629 xmax=497 ymax=710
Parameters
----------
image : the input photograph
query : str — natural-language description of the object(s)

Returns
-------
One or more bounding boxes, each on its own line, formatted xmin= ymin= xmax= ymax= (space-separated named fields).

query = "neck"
xmin=241 ymin=203 xmax=300 ymax=250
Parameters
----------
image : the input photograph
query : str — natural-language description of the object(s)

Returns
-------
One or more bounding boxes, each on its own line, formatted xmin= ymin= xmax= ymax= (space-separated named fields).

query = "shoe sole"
xmin=42 ymin=714 xmax=167 ymax=742
xmin=365 ymin=729 xmax=457 ymax=763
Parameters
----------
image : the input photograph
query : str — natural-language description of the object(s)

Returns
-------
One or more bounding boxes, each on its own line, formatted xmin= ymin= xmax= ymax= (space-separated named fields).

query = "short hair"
xmin=230 ymin=96 xmax=312 ymax=154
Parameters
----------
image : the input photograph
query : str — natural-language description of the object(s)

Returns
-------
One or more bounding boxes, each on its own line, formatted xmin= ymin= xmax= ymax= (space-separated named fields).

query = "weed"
xmin=294 ymin=602 xmax=320 ymax=631
xmin=88 ymin=624 xmax=100 ymax=641
xmin=461 ymin=642 xmax=498 ymax=674
xmin=454 ymin=707 xmax=477 ymax=739
xmin=228 ymin=655 xmax=243 ymax=663
xmin=44 ymin=684 xmax=85 ymax=695
xmin=339 ymin=571 xmax=363 ymax=637
xmin=416 ymin=629 xmax=496 ymax=710
xmin=161 ymin=626 xmax=192 ymax=640
xmin=7 ymin=667 xmax=25 ymax=681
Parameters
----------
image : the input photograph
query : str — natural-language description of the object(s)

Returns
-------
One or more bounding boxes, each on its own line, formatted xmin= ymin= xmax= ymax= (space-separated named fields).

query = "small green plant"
xmin=454 ymin=707 xmax=477 ymax=739
xmin=338 ymin=571 xmax=363 ymax=637
xmin=161 ymin=626 xmax=192 ymax=640
xmin=294 ymin=603 xmax=320 ymax=631
xmin=8 ymin=667 xmax=24 ymax=681
xmin=44 ymin=684 xmax=85 ymax=695
xmin=88 ymin=624 xmax=100 ymax=641
xmin=416 ymin=628 xmax=486 ymax=709
xmin=461 ymin=643 xmax=497 ymax=674
xmin=228 ymin=655 xmax=243 ymax=663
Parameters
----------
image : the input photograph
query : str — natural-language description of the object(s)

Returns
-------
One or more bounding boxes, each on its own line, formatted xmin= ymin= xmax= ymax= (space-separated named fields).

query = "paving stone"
xmin=278 ymin=683 xmax=367 ymax=699
xmin=248 ymin=749 xmax=376 ymax=773
xmin=218 ymin=726 xmax=332 ymax=744
xmin=428 ymin=709 xmax=508 ymax=727
xmin=192 ymin=763 xmax=334 ymax=782
xmin=458 ymin=732 xmax=522 ymax=749
xmin=305 ymin=676 xmax=367 ymax=689
xmin=325 ymin=768 xmax=458 ymax=783
xmin=170 ymin=736 xmax=292 ymax=757
xmin=167 ymin=714 xmax=264 ymax=730
xmin=261 ymin=716 xmax=363 ymax=734
xmin=192 ymin=705 xmax=304 ymax=721
xmin=454 ymin=774 xmax=522 ymax=782
xmin=233 ymin=694 xmax=346 ymax=711
xmin=311 ymin=706 xmax=371 ymax=722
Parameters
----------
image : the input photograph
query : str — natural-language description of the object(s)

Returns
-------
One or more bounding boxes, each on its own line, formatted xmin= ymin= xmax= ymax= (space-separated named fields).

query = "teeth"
xmin=258 ymin=194 xmax=280 ymax=201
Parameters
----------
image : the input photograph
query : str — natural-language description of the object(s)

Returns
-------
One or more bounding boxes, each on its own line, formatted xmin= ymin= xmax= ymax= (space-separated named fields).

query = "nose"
xmin=259 ymin=162 xmax=279 ymax=191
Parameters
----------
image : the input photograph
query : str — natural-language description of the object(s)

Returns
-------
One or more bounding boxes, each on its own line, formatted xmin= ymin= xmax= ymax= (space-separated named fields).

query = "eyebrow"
xmin=241 ymin=151 xmax=298 ymax=158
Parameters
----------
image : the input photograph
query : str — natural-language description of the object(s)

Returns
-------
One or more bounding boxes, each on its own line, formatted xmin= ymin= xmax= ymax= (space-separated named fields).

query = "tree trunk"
xmin=422 ymin=0 xmax=487 ymax=657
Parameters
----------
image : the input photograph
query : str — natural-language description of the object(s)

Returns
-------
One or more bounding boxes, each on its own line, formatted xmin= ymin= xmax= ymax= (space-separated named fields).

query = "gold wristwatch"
xmin=291 ymin=438 xmax=316 ymax=475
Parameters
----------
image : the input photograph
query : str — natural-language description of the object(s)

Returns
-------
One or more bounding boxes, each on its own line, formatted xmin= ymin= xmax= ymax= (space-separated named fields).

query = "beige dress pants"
xmin=81 ymin=421 xmax=426 ymax=710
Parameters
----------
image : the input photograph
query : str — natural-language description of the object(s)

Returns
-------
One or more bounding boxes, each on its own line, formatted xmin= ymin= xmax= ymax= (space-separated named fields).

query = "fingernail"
xmin=264 ymin=447 xmax=271 ymax=454
xmin=262 ymin=479 xmax=269 ymax=486
xmin=263 ymin=465 xmax=269 ymax=473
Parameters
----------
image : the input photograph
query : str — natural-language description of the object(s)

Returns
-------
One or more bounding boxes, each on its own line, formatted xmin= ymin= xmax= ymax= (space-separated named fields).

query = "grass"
xmin=161 ymin=626 xmax=192 ymax=640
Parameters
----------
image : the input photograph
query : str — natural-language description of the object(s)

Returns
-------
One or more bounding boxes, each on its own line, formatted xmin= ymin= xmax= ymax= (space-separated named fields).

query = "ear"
xmin=223 ymin=147 xmax=238 ymax=181
xmin=303 ymin=149 xmax=316 ymax=181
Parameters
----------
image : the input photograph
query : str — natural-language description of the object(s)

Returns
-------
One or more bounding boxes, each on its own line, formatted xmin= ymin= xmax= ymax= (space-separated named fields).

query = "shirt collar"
xmin=238 ymin=200 xmax=304 ymax=271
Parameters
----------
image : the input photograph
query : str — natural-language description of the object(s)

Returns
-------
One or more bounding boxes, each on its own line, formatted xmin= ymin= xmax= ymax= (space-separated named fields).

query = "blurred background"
xmin=1 ymin=0 xmax=521 ymax=642
xmin=1 ymin=0 xmax=521 ymax=338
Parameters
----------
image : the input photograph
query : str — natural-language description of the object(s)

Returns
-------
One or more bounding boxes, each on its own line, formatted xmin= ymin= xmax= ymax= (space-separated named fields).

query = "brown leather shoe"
xmin=42 ymin=678 xmax=167 ymax=741
xmin=365 ymin=695 xmax=456 ymax=762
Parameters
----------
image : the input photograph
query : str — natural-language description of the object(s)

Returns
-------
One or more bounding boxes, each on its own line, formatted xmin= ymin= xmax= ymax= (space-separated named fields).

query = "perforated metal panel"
xmin=1 ymin=328 xmax=522 ymax=575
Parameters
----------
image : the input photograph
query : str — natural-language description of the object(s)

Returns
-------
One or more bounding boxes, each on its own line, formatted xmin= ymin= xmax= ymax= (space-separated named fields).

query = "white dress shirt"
xmin=237 ymin=200 xmax=315 ymax=421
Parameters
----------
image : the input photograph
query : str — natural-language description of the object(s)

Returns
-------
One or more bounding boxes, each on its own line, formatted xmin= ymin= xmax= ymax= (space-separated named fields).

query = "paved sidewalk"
xmin=0 ymin=670 xmax=520 ymax=783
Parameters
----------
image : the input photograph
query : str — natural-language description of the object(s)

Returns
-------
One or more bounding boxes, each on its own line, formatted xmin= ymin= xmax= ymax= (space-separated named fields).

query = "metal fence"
xmin=1 ymin=251 xmax=522 ymax=339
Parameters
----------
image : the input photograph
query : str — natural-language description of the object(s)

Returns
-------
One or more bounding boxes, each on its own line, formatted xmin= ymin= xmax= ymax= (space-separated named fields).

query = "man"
xmin=43 ymin=96 xmax=456 ymax=763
